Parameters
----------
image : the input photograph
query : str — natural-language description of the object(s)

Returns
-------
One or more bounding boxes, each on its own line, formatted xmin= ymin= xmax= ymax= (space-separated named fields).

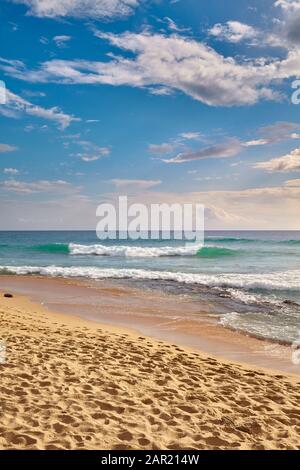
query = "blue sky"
xmin=1 ymin=0 xmax=300 ymax=229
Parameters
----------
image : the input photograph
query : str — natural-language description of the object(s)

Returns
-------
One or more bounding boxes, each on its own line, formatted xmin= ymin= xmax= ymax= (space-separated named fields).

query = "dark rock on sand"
xmin=283 ymin=299 xmax=299 ymax=307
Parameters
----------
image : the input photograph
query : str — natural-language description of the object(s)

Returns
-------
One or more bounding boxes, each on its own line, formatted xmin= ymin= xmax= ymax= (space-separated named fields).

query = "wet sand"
xmin=0 ymin=275 xmax=299 ymax=375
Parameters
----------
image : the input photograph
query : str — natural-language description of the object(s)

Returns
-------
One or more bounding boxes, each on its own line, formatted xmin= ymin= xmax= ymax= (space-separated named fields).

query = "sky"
xmin=1 ymin=0 xmax=300 ymax=230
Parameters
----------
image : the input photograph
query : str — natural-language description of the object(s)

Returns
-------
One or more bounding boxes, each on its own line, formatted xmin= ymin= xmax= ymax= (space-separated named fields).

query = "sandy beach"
xmin=0 ymin=281 xmax=300 ymax=450
xmin=3 ymin=0 xmax=300 ymax=454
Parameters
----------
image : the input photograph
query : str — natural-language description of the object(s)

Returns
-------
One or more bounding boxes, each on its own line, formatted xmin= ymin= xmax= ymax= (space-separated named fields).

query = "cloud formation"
xmin=53 ymin=35 xmax=72 ymax=48
xmin=243 ymin=139 xmax=269 ymax=147
xmin=150 ymin=121 xmax=300 ymax=164
xmin=69 ymin=139 xmax=110 ymax=161
xmin=163 ymin=139 xmax=241 ymax=163
xmin=254 ymin=147 xmax=300 ymax=172
xmin=0 ymin=143 xmax=18 ymax=153
xmin=110 ymin=179 xmax=161 ymax=190
xmin=120 ymin=181 xmax=300 ymax=229
xmin=284 ymin=178 xmax=300 ymax=186
xmin=283 ymin=11 xmax=300 ymax=45
xmin=149 ymin=143 xmax=175 ymax=154
xmin=1 ymin=179 xmax=80 ymax=194
xmin=275 ymin=0 xmax=300 ymax=11
xmin=179 ymin=132 xmax=202 ymax=141
xmin=209 ymin=21 xmax=257 ymax=43
xmin=11 ymin=0 xmax=141 ymax=19
xmin=163 ymin=17 xmax=191 ymax=33
xmin=3 ymin=168 xmax=19 ymax=174
xmin=0 ymin=88 xmax=79 ymax=129
xmin=1 ymin=30 xmax=295 ymax=107
xmin=244 ymin=121 xmax=300 ymax=147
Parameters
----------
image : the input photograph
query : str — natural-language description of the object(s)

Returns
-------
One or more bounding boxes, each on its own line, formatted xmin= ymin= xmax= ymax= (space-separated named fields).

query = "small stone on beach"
xmin=3 ymin=293 xmax=13 ymax=298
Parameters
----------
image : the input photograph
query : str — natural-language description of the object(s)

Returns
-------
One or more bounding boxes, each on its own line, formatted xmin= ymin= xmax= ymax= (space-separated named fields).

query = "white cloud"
xmin=253 ymin=147 xmax=300 ymax=172
xmin=148 ymin=86 xmax=173 ymax=96
xmin=154 ymin=122 xmax=300 ymax=165
xmin=163 ymin=17 xmax=191 ymax=33
xmin=70 ymin=140 xmax=110 ymax=161
xmin=3 ymin=168 xmax=19 ymax=174
xmin=284 ymin=178 xmax=300 ymax=186
xmin=149 ymin=143 xmax=174 ymax=154
xmin=163 ymin=138 xmax=241 ymax=163
xmin=200 ymin=185 xmax=300 ymax=229
xmin=61 ymin=133 xmax=81 ymax=139
xmin=1 ymin=179 xmax=80 ymax=194
xmin=209 ymin=21 xmax=257 ymax=43
xmin=285 ymin=13 xmax=300 ymax=45
xmin=1 ymin=179 xmax=300 ymax=229
xmin=53 ymin=35 xmax=72 ymax=48
xmin=11 ymin=0 xmax=141 ymax=19
xmin=40 ymin=36 xmax=49 ymax=45
xmin=2 ymin=183 xmax=300 ymax=229
xmin=22 ymin=90 xmax=46 ymax=98
xmin=244 ymin=122 xmax=300 ymax=147
xmin=275 ymin=0 xmax=300 ymax=11
xmin=195 ymin=175 xmax=223 ymax=181
xmin=110 ymin=179 xmax=161 ymax=190
xmin=272 ymin=2 xmax=300 ymax=46
xmin=9 ymin=21 xmax=18 ymax=32
xmin=79 ymin=155 xmax=101 ymax=162
xmin=117 ymin=182 xmax=300 ymax=229
xmin=180 ymin=132 xmax=202 ymax=140
xmin=0 ymin=88 xmax=79 ymax=129
xmin=259 ymin=121 xmax=300 ymax=136
xmin=0 ymin=30 xmax=289 ymax=107
xmin=0 ymin=143 xmax=18 ymax=153
xmin=208 ymin=19 xmax=294 ymax=50
xmin=243 ymin=139 xmax=269 ymax=147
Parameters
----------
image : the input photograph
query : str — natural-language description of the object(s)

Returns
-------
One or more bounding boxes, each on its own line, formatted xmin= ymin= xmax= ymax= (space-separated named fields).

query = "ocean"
xmin=0 ymin=230 xmax=300 ymax=345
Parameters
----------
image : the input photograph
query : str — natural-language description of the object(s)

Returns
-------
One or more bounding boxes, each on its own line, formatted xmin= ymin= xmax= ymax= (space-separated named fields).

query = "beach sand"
xmin=0 ymin=290 xmax=300 ymax=450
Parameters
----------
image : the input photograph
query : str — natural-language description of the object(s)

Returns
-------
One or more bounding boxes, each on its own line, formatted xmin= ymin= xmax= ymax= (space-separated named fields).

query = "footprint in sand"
xmin=118 ymin=430 xmax=133 ymax=441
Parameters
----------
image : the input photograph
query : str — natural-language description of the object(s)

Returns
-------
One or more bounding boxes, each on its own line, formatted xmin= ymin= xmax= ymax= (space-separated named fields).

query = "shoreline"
xmin=0 ymin=274 xmax=299 ymax=376
xmin=0 ymin=288 xmax=300 ymax=450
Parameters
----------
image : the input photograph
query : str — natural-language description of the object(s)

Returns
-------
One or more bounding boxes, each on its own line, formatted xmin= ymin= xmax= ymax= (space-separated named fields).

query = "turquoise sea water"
xmin=0 ymin=230 xmax=300 ymax=344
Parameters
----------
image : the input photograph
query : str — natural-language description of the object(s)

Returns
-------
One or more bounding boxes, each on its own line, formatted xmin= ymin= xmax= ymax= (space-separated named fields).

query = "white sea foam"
xmin=226 ymin=288 xmax=280 ymax=305
xmin=1 ymin=265 xmax=300 ymax=291
xmin=69 ymin=243 xmax=200 ymax=257
xmin=220 ymin=311 xmax=300 ymax=344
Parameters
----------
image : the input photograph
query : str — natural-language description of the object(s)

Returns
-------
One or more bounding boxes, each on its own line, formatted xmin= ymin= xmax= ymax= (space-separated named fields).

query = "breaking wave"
xmin=1 ymin=265 xmax=300 ymax=291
